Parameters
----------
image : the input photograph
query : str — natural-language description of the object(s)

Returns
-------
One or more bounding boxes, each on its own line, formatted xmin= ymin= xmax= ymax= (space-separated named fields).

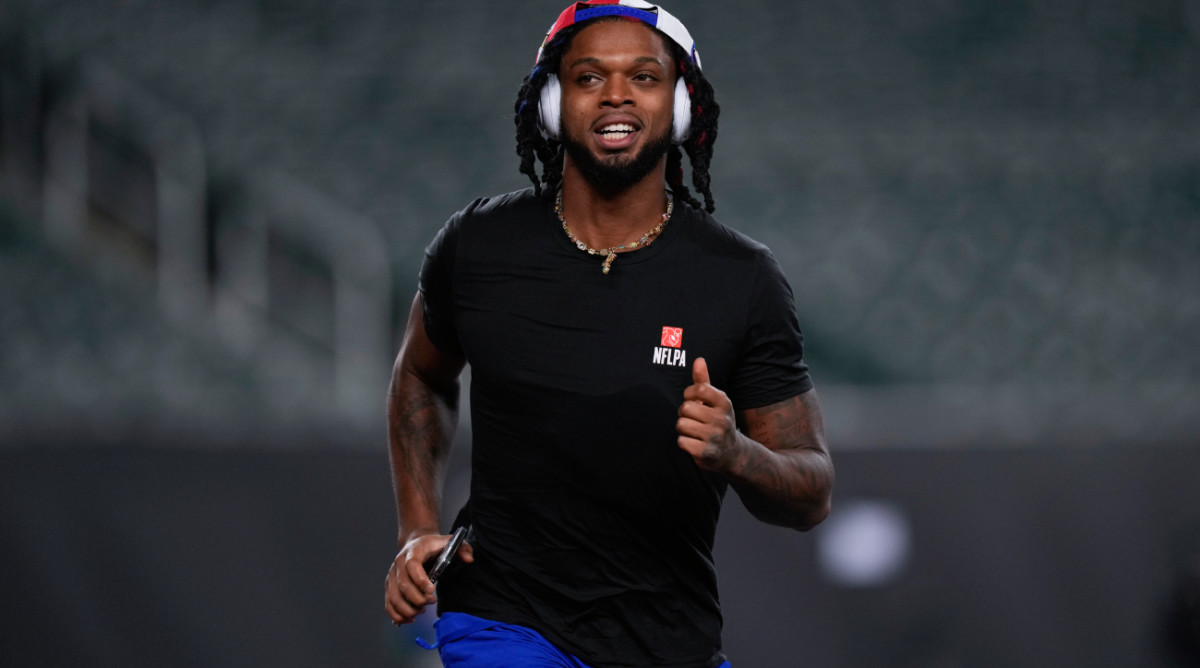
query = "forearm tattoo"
xmin=388 ymin=369 xmax=458 ymax=532
xmin=734 ymin=392 xmax=833 ymax=530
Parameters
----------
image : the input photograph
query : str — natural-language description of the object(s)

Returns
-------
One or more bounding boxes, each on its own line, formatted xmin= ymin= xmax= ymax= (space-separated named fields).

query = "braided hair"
xmin=513 ymin=19 xmax=721 ymax=213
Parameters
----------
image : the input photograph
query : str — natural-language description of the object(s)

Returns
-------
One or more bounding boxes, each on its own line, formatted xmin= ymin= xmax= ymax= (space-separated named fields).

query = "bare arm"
xmin=384 ymin=293 xmax=469 ymax=624
xmin=729 ymin=390 xmax=833 ymax=529
xmin=677 ymin=358 xmax=833 ymax=531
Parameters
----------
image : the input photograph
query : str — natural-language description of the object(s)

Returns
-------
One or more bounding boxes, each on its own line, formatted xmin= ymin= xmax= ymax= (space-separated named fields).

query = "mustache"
xmin=561 ymin=127 xmax=673 ymax=196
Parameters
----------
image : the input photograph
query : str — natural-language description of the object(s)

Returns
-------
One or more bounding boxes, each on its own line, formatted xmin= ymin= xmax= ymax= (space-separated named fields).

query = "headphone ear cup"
xmin=539 ymin=75 xmax=562 ymax=140
xmin=672 ymin=77 xmax=691 ymax=145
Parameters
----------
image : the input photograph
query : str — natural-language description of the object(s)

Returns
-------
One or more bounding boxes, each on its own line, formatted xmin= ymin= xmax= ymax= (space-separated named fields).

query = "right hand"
xmin=384 ymin=532 xmax=475 ymax=625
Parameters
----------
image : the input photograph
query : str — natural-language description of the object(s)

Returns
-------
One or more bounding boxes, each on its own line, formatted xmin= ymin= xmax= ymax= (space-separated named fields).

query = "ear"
xmin=672 ymin=77 xmax=691 ymax=145
xmin=538 ymin=74 xmax=562 ymax=140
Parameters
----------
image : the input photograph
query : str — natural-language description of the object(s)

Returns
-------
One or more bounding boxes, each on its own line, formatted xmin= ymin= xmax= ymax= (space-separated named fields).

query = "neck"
xmin=559 ymin=161 xmax=670 ymax=250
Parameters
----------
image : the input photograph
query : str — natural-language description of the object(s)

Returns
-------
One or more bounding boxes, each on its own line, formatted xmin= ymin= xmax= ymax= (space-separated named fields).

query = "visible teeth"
xmin=598 ymin=123 xmax=636 ymax=139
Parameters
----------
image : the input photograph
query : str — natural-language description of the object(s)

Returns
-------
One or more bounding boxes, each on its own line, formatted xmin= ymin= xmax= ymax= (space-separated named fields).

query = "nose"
xmin=600 ymin=78 xmax=633 ymax=107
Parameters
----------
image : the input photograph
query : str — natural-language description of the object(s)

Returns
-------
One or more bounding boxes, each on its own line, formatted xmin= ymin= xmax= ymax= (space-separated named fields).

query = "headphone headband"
xmin=535 ymin=1 xmax=701 ymax=70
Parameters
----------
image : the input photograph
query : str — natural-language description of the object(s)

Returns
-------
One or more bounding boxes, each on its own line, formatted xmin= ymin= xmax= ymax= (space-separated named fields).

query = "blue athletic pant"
xmin=421 ymin=612 xmax=733 ymax=668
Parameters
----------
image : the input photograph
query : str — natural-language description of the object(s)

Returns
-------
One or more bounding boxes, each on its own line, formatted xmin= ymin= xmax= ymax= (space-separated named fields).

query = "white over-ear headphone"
xmin=538 ymin=74 xmax=691 ymax=144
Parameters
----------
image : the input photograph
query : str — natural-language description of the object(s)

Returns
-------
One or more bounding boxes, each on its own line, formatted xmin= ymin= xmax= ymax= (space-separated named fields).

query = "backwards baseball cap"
xmin=535 ymin=1 xmax=702 ymax=71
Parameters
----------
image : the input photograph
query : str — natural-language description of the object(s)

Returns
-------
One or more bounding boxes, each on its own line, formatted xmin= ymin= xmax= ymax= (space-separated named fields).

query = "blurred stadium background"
xmin=2 ymin=0 xmax=1198 ymax=665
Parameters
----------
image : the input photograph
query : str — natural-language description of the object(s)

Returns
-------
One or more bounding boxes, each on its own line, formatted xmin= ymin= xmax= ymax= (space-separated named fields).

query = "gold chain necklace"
xmin=554 ymin=190 xmax=673 ymax=275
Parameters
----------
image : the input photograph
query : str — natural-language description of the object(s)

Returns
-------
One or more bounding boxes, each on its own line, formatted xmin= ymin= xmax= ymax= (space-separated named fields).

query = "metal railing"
xmin=2 ymin=35 xmax=393 ymax=439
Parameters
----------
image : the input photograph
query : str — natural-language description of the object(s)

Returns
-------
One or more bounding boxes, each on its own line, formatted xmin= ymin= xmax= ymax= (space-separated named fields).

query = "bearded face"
xmin=560 ymin=123 xmax=672 ymax=195
xmin=554 ymin=20 xmax=678 ymax=195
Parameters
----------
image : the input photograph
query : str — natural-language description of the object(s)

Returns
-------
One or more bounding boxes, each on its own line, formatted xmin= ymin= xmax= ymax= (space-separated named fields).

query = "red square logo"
xmin=661 ymin=327 xmax=683 ymax=348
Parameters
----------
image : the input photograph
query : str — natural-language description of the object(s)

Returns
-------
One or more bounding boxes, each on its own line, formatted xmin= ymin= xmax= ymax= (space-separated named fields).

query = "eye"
xmin=633 ymin=72 xmax=659 ymax=82
xmin=576 ymin=73 xmax=601 ymax=85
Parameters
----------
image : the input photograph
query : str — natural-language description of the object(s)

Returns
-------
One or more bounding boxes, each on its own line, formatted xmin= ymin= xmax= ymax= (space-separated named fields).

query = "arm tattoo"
xmin=388 ymin=367 xmax=459 ymax=540
xmin=732 ymin=391 xmax=833 ymax=530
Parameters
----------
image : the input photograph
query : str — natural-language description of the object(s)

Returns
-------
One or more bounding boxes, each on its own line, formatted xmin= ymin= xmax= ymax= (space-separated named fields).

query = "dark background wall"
xmin=2 ymin=1 xmax=1198 ymax=666
xmin=4 ymin=445 xmax=1198 ymax=667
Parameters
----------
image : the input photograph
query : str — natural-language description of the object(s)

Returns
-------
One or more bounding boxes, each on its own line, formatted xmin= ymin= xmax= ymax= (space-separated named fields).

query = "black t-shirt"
xmin=419 ymin=188 xmax=812 ymax=668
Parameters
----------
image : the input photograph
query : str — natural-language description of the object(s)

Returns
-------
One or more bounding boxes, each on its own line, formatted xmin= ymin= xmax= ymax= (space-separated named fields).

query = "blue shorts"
xmin=420 ymin=612 xmax=732 ymax=668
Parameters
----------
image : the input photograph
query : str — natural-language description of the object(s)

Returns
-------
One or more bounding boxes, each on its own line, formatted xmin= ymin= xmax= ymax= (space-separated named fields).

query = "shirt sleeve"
xmin=727 ymin=250 xmax=813 ymax=409
xmin=417 ymin=211 xmax=464 ymax=358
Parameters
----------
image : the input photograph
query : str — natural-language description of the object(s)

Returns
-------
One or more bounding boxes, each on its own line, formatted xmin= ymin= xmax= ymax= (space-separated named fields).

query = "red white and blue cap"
xmin=535 ymin=1 xmax=702 ymax=71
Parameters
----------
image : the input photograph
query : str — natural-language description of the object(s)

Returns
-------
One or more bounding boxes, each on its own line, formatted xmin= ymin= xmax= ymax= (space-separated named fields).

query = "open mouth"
xmin=596 ymin=123 xmax=638 ymax=140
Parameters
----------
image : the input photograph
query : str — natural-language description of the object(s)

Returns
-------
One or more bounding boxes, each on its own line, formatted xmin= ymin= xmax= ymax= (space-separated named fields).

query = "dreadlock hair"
xmin=513 ymin=18 xmax=721 ymax=213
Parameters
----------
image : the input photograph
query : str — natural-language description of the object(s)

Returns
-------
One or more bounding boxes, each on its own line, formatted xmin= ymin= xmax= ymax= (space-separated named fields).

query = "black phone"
xmin=428 ymin=525 xmax=470 ymax=583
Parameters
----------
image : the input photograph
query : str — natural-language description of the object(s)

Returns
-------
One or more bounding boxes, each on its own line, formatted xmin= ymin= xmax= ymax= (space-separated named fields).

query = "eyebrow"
xmin=567 ymin=55 xmax=666 ymax=69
